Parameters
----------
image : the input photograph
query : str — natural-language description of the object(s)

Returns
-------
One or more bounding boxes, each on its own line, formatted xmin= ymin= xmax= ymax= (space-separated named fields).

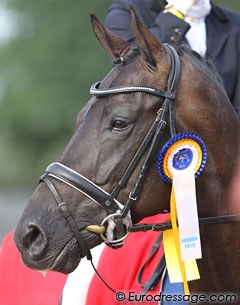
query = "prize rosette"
xmin=157 ymin=132 xmax=207 ymax=184
xmin=156 ymin=132 xmax=208 ymax=292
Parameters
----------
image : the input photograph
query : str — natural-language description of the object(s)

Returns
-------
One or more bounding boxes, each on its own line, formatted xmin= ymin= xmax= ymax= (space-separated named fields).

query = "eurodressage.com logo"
xmin=115 ymin=291 xmax=238 ymax=303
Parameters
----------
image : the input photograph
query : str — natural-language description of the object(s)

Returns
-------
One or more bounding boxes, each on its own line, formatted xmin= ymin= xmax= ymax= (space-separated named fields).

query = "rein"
xmin=129 ymin=214 xmax=240 ymax=232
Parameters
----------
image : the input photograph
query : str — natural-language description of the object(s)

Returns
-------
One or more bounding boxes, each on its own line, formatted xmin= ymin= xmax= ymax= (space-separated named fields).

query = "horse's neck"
xmin=190 ymin=176 xmax=240 ymax=296
xmin=190 ymin=222 xmax=240 ymax=295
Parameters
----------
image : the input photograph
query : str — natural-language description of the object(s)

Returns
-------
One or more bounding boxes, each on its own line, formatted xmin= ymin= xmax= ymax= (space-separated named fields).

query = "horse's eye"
xmin=112 ymin=119 xmax=130 ymax=130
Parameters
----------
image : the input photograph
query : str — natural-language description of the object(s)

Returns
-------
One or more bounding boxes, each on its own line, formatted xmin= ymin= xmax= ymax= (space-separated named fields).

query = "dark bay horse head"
xmin=14 ymin=7 xmax=239 ymax=290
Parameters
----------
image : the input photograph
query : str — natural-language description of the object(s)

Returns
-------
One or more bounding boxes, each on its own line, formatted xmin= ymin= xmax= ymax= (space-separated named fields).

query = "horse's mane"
xmin=119 ymin=43 xmax=225 ymax=92
xmin=175 ymin=44 xmax=225 ymax=90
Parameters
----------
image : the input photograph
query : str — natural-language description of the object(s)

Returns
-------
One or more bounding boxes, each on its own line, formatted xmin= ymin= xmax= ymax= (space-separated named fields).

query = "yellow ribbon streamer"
xmin=170 ymin=186 xmax=189 ymax=295
xmin=163 ymin=186 xmax=200 ymax=295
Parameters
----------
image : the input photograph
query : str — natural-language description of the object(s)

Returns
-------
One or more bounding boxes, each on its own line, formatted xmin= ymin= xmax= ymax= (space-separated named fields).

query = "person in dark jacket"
xmin=105 ymin=0 xmax=240 ymax=116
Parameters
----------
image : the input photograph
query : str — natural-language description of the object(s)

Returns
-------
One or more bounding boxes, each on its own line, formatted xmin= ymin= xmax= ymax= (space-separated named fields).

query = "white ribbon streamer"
xmin=172 ymin=167 xmax=202 ymax=261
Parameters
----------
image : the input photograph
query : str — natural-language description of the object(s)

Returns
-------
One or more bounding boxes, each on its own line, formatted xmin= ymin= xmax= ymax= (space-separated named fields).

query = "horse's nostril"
xmin=22 ymin=224 xmax=48 ymax=259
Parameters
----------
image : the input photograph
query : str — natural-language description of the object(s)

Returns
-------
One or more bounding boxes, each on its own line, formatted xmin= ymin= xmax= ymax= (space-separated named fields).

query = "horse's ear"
xmin=90 ymin=14 xmax=131 ymax=60
xmin=130 ymin=5 xmax=164 ymax=67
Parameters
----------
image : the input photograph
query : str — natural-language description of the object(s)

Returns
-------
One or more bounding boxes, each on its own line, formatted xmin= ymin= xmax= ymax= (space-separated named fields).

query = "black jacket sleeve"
xmin=104 ymin=0 xmax=240 ymax=116
xmin=105 ymin=0 xmax=190 ymax=45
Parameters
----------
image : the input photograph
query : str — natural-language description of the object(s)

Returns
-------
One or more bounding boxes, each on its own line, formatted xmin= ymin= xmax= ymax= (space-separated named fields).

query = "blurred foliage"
xmin=0 ymin=0 xmax=239 ymax=188
xmin=215 ymin=0 xmax=240 ymax=10
xmin=0 ymin=0 xmax=112 ymax=187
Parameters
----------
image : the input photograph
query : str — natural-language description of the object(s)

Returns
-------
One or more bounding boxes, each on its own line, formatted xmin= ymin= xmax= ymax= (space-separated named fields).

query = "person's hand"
xmin=166 ymin=0 xmax=198 ymax=16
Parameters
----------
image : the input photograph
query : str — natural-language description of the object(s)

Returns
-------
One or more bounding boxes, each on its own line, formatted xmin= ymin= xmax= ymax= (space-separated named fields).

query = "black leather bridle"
xmin=40 ymin=44 xmax=179 ymax=254
xmin=40 ymin=44 xmax=240 ymax=261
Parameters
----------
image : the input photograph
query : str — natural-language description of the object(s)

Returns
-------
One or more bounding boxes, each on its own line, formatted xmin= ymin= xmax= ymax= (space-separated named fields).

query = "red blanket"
xmin=86 ymin=214 xmax=168 ymax=305
xmin=0 ymin=230 xmax=67 ymax=305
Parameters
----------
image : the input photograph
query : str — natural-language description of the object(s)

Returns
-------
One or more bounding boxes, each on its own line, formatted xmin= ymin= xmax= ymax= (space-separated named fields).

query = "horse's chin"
xmin=50 ymin=238 xmax=82 ymax=273
xmin=50 ymin=230 xmax=102 ymax=274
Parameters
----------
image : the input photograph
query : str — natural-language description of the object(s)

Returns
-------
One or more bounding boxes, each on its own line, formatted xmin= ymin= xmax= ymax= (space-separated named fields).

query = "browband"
xmin=90 ymin=81 xmax=176 ymax=100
